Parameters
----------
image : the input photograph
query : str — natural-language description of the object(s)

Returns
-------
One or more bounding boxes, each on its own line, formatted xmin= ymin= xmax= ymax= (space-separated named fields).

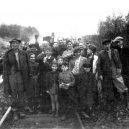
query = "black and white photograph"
xmin=0 ymin=0 xmax=129 ymax=129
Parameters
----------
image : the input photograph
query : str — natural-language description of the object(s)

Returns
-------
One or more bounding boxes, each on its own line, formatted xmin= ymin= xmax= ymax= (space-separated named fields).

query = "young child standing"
xmin=59 ymin=62 xmax=75 ymax=90
xmin=59 ymin=62 xmax=75 ymax=117
xmin=80 ymin=61 xmax=96 ymax=114
xmin=46 ymin=62 xmax=59 ymax=117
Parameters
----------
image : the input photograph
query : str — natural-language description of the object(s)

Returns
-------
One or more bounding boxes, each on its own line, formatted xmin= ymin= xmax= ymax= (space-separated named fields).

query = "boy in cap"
xmin=80 ymin=60 xmax=96 ymax=115
xmin=3 ymin=38 xmax=30 ymax=120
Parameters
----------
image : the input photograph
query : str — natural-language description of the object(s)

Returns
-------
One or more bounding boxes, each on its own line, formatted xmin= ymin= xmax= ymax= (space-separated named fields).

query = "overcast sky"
xmin=0 ymin=0 xmax=129 ymax=39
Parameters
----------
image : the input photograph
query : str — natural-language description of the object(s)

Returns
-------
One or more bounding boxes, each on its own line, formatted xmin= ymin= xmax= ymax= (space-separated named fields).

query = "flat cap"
xmin=102 ymin=39 xmax=111 ymax=45
xmin=113 ymin=36 xmax=124 ymax=42
xmin=9 ymin=38 xmax=21 ymax=44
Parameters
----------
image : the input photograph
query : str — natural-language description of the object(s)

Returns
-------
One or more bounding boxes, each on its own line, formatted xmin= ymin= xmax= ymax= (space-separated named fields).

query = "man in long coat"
xmin=3 ymin=38 xmax=30 ymax=120
xmin=97 ymin=39 xmax=122 ymax=111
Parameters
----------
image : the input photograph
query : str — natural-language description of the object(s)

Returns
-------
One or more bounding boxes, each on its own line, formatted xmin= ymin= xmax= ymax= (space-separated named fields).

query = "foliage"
xmin=83 ymin=13 xmax=129 ymax=50
xmin=98 ymin=14 xmax=126 ymax=40
xmin=0 ymin=24 xmax=39 ymax=42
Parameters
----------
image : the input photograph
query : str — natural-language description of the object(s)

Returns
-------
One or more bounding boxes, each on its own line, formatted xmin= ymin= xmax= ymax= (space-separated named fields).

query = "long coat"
xmin=3 ymin=49 xmax=30 ymax=95
xmin=97 ymin=49 xmax=121 ymax=79
xmin=97 ymin=49 xmax=122 ymax=101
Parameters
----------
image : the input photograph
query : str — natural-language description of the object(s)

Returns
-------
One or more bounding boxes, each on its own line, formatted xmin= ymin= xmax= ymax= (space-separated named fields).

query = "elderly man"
xmin=112 ymin=36 xmax=129 ymax=90
xmin=97 ymin=39 xmax=122 ymax=111
xmin=3 ymin=38 xmax=30 ymax=120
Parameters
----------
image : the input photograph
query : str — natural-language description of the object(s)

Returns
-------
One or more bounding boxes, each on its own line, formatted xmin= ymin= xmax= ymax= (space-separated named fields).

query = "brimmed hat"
xmin=9 ymin=38 xmax=21 ymax=44
xmin=113 ymin=36 xmax=124 ymax=42
xmin=102 ymin=39 xmax=111 ymax=45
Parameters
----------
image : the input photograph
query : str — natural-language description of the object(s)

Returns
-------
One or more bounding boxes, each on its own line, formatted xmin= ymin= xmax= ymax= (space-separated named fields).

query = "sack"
xmin=113 ymin=75 xmax=128 ymax=93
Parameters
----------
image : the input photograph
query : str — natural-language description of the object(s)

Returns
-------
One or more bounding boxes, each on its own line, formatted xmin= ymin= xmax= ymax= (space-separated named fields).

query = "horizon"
xmin=0 ymin=0 xmax=129 ymax=39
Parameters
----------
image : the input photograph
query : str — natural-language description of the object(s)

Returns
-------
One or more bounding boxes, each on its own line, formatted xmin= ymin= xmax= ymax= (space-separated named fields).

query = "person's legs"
xmin=55 ymin=94 xmax=59 ymax=116
xmin=50 ymin=94 xmax=56 ymax=115
xmin=9 ymin=74 xmax=19 ymax=120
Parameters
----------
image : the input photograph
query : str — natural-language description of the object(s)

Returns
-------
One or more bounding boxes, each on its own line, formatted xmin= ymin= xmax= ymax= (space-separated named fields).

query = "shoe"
xmin=19 ymin=112 xmax=26 ymax=118
xmin=13 ymin=113 xmax=19 ymax=121
xmin=24 ymin=106 xmax=33 ymax=113
xmin=60 ymin=115 xmax=66 ymax=121
xmin=49 ymin=110 xmax=52 ymax=114
xmin=55 ymin=113 xmax=58 ymax=117
xmin=55 ymin=111 xmax=59 ymax=117
xmin=51 ymin=111 xmax=55 ymax=117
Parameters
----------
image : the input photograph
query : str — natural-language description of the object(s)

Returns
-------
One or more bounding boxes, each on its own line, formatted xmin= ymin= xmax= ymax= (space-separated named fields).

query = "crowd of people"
xmin=2 ymin=35 xmax=129 ymax=121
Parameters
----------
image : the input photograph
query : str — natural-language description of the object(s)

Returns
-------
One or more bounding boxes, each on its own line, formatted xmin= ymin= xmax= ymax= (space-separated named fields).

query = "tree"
xmin=98 ymin=15 xmax=126 ymax=40
xmin=0 ymin=24 xmax=39 ymax=43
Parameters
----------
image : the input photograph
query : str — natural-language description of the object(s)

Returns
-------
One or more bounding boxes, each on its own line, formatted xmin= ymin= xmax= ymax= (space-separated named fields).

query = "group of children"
xmin=27 ymin=45 xmax=97 ymax=118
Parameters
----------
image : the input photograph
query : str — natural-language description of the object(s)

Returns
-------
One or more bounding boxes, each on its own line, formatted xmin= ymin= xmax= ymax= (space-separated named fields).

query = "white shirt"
xmin=15 ymin=52 xmax=20 ymax=69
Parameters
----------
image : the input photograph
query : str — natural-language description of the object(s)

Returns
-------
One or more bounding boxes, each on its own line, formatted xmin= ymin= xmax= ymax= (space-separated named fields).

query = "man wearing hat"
xmin=97 ymin=39 xmax=122 ymax=111
xmin=3 ymin=38 xmax=30 ymax=120
xmin=112 ymin=36 xmax=129 ymax=91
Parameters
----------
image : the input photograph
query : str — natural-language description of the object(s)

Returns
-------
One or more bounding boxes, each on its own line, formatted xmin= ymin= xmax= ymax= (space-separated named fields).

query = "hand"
xmin=99 ymin=75 xmax=103 ymax=81
xmin=8 ymin=95 xmax=12 ymax=98
xmin=59 ymin=83 xmax=64 ymax=88
xmin=43 ymin=57 xmax=47 ymax=63
xmin=97 ymin=80 xmax=102 ymax=92
xmin=117 ymin=69 xmax=121 ymax=75
xmin=66 ymin=83 xmax=70 ymax=87
xmin=46 ymin=90 xmax=50 ymax=94
xmin=33 ymin=75 xmax=38 ymax=80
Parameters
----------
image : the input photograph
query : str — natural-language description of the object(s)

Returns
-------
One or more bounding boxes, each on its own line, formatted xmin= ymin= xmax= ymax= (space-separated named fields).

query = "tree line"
xmin=83 ymin=13 xmax=129 ymax=51
xmin=0 ymin=24 xmax=39 ymax=43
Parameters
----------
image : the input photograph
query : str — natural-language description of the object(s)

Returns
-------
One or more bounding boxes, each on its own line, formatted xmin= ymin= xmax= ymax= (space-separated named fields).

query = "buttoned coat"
xmin=97 ymin=49 xmax=122 ymax=101
xmin=3 ymin=49 xmax=30 ymax=94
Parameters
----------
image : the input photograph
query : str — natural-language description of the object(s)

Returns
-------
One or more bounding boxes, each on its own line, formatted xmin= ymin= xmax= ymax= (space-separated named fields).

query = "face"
xmin=30 ymin=55 xmax=35 ymax=62
xmin=61 ymin=65 xmax=68 ymax=72
xmin=58 ymin=58 xmax=63 ymax=65
xmin=84 ymin=67 xmax=91 ymax=72
xmin=52 ymin=64 xmax=58 ymax=71
xmin=79 ymin=43 xmax=84 ymax=49
xmin=53 ymin=43 xmax=58 ymax=48
xmin=11 ymin=41 xmax=20 ymax=50
xmin=104 ymin=43 xmax=111 ymax=51
xmin=74 ymin=51 xmax=81 ymax=57
xmin=67 ymin=42 xmax=73 ymax=50
xmin=87 ymin=48 xmax=93 ymax=55
xmin=45 ymin=50 xmax=52 ymax=56
xmin=118 ymin=40 xmax=124 ymax=48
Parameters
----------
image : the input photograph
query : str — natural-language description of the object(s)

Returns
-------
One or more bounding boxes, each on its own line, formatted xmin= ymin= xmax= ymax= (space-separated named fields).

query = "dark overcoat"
xmin=3 ymin=49 xmax=30 ymax=95
xmin=97 ymin=49 xmax=122 ymax=101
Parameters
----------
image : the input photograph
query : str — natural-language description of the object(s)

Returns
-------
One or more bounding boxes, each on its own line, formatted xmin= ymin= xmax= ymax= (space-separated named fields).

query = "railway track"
xmin=71 ymin=109 xmax=90 ymax=129
xmin=75 ymin=111 xmax=86 ymax=129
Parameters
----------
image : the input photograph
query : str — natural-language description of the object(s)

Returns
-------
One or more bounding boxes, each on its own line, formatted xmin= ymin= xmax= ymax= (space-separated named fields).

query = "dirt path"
xmin=1 ymin=114 xmax=74 ymax=129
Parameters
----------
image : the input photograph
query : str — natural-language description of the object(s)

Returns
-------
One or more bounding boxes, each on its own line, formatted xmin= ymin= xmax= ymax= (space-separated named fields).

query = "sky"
xmin=0 ymin=0 xmax=129 ymax=40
